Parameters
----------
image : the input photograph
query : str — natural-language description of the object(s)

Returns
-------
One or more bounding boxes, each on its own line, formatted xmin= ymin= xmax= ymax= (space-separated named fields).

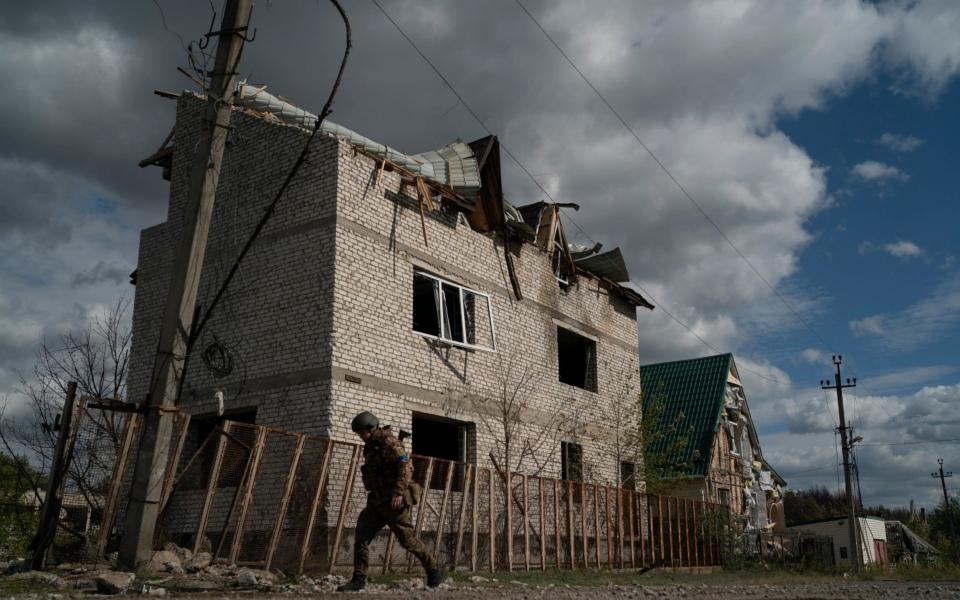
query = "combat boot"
xmin=337 ymin=574 xmax=366 ymax=592
xmin=426 ymin=567 xmax=446 ymax=588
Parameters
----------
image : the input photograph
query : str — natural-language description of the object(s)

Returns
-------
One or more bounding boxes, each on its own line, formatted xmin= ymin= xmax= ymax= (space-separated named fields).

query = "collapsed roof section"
xmin=229 ymin=84 xmax=652 ymax=309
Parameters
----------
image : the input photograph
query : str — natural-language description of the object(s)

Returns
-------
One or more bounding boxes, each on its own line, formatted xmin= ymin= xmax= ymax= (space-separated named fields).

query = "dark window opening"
xmin=187 ymin=408 xmax=257 ymax=489
xmin=839 ymin=546 xmax=848 ymax=559
xmin=620 ymin=461 xmax=636 ymax=490
xmin=718 ymin=488 xmax=731 ymax=507
xmin=557 ymin=327 xmax=597 ymax=391
xmin=561 ymin=441 xmax=583 ymax=482
xmin=412 ymin=414 xmax=470 ymax=491
xmin=412 ymin=272 xmax=441 ymax=336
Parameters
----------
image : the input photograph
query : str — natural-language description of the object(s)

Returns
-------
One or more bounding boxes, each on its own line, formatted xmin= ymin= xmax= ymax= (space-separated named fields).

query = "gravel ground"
xmin=251 ymin=580 xmax=960 ymax=600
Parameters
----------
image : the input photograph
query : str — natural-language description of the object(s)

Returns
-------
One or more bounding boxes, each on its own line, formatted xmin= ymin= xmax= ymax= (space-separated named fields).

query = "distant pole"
xmin=118 ymin=0 xmax=254 ymax=568
xmin=821 ymin=356 xmax=861 ymax=572
xmin=931 ymin=458 xmax=958 ymax=562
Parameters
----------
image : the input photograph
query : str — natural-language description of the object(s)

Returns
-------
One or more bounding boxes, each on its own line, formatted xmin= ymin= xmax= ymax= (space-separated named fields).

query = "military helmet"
xmin=351 ymin=411 xmax=379 ymax=433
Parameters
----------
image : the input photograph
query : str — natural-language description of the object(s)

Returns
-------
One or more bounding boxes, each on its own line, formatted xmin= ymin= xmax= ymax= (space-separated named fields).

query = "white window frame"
xmin=412 ymin=270 xmax=497 ymax=352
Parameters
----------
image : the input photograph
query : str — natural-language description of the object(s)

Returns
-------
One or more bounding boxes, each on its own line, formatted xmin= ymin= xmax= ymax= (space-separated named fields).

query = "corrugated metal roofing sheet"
xmin=575 ymin=247 xmax=629 ymax=282
xmin=639 ymin=354 xmax=733 ymax=477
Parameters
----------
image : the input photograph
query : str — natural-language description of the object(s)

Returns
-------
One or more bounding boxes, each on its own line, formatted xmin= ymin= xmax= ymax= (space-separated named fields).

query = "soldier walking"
xmin=337 ymin=411 xmax=446 ymax=592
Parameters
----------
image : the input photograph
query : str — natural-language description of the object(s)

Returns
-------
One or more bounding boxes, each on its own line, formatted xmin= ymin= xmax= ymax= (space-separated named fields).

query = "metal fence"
xmin=144 ymin=420 xmax=730 ymax=573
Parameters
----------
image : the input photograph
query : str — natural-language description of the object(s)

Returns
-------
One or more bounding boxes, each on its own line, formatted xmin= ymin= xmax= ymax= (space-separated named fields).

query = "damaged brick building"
xmin=129 ymin=84 xmax=654 ymax=494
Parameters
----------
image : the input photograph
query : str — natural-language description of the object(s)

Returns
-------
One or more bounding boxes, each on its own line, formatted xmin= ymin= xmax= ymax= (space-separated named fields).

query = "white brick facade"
xmin=128 ymin=94 xmax=645 ymax=488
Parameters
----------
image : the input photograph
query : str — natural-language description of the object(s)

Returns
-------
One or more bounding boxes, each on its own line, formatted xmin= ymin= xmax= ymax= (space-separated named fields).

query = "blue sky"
xmin=1 ymin=0 xmax=958 ymax=508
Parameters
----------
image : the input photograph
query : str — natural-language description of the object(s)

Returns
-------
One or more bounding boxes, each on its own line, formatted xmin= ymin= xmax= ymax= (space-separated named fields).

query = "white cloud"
xmin=849 ymin=274 xmax=960 ymax=349
xmin=850 ymin=160 xmax=910 ymax=182
xmin=859 ymin=239 xmax=925 ymax=260
xmin=883 ymin=240 xmax=924 ymax=259
xmin=877 ymin=132 xmax=924 ymax=152
xmin=800 ymin=348 xmax=830 ymax=365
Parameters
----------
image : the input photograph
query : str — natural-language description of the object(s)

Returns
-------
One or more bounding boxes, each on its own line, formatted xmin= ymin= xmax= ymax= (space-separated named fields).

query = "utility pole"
xmin=821 ymin=355 xmax=861 ymax=572
xmin=932 ymin=458 xmax=958 ymax=562
xmin=119 ymin=0 xmax=254 ymax=568
xmin=27 ymin=382 xmax=78 ymax=569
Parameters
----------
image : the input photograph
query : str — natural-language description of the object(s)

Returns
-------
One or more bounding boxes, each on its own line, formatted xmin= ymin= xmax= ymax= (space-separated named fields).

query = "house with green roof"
xmin=639 ymin=353 xmax=786 ymax=531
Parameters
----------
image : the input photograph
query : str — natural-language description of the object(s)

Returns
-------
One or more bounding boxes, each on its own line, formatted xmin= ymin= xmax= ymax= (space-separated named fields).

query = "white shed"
xmin=787 ymin=516 xmax=888 ymax=568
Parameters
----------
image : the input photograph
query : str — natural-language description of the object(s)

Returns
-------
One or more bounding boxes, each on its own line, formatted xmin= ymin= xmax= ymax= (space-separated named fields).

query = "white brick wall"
xmin=129 ymin=94 xmax=644 ymax=491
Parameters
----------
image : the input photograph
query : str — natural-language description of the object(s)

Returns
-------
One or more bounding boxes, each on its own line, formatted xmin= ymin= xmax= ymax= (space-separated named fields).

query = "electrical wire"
xmin=372 ymin=0 xmax=786 ymax=387
xmin=187 ymin=0 xmax=351 ymax=358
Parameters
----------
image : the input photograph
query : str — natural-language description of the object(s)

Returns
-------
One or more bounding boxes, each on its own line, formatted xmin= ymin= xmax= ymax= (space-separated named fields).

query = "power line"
xmin=561 ymin=211 xmax=788 ymax=385
xmin=858 ymin=437 xmax=960 ymax=447
xmin=369 ymin=0 xmax=790 ymax=384
xmin=512 ymin=0 xmax=839 ymax=357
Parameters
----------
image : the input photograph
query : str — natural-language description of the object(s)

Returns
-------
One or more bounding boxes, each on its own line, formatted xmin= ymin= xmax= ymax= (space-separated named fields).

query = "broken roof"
xmin=230 ymin=84 xmax=652 ymax=308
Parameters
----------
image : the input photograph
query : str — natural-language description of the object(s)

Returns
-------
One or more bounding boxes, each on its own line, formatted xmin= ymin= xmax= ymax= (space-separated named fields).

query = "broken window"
xmin=717 ymin=488 xmax=731 ymax=507
xmin=411 ymin=413 xmax=471 ymax=491
xmin=412 ymin=270 xmax=496 ymax=351
xmin=557 ymin=326 xmax=597 ymax=391
xmin=561 ymin=441 xmax=583 ymax=482
xmin=620 ymin=461 xmax=637 ymax=490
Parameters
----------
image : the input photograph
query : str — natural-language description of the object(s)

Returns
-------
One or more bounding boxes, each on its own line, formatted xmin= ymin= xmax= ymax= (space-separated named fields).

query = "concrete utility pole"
xmin=119 ymin=0 xmax=254 ymax=568
xmin=821 ymin=356 xmax=861 ymax=572
xmin=931 ymin=458 xmax=958 ymax=562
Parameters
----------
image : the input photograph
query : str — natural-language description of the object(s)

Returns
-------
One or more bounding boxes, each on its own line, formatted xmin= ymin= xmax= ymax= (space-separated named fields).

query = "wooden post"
xmin=580 ymin=482 xmax=587 ymax=569
xmin=488 ymin=468 xmax=495 ymax=572
xmin=692 ymin=500 xmax=699 ymax=568
xmin=453 ymin=464 xmax=473 ymax=570
xmin=566 ymin=480 xmax=575 ymax=569
xmin=639 ymin=493 xmax=646 ymax=568
xmin=538 ymin=477 xmax=546 ymax=571
xmin=666 ymin=496 xmax=674 ymax=567
xmin=658 ymin=495 xmax=665 ymax=565
xmin=674 ymin=497 xmax=687 ymax=565
xmin=382 ymin=532 xmax=396 ymax=574
xmin=505 ymin=471 xmax=513 ymax=572
xmin=435 ymin=461 xmax=455 ymax=565
xmin=265 ymin=434 xmax=305 ymax=570
xmin=297 ymin=439 xmax=334 ymax=574
xmin=618 ymin=488 xmax=625 ymax=569
xmin=193 ymin=422 xmax=231 ymax=555
xmin=593 ymin=484 xmax=601 ymax=569
xmin=97 ymin=413 xmax=139 ymax=555
xmin=522 ymin=475 xmax=530 ymax=571
xmin=408 ymin=458 xmax=435 ymax=573
xmin=471 ymin=466 xmax=479 ymax=572
xmin=627 ymin=490 xmax=636 ymax=568
xmin=29 ymin=382 xmax=78 ymax=569
xmin=230 ymin=426 xmax=269 ymax=564
xmin=331 ymin=445 xmax=362 ymax=569
xmin=159 ymin=413 xmax=191 ymax=516
xmin=683 ymin=498 xmax=691 ymax=568
xmin=605 ymin=485 xmax=613 ymax=568
xmin=553 ymin=479 xmax=561 ymax=570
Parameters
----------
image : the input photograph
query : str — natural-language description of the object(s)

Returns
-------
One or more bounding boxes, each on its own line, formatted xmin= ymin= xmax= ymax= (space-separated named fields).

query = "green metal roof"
xmin=639 ymin=353 xmax=733 ymax=477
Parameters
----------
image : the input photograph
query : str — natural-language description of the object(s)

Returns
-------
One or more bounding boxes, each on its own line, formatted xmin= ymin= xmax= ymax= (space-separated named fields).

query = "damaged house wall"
xmin=638 ymin=353 xmax=785 ymax=532
xmin=125 ymin=91 xmax=650 ymax=547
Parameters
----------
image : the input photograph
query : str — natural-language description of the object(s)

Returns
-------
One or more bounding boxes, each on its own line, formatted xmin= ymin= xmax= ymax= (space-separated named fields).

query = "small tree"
xmin=0 ymin=297 xmax=131 ymax=548
xmin=0 ymin=453 xmax=46 ymax=560
xmin=586 ymin=361 xmax=642 ymax=488
xmin=639 ymin=383 xmax=698 ymax=495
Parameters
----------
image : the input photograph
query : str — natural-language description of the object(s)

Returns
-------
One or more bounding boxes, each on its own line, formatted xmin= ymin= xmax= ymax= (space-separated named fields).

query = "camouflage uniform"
xmin=352 ymin=426 xmax=436 ymax=578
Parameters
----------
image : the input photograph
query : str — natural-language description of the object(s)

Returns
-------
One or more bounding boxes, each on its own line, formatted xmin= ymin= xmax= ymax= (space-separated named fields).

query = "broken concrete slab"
xmin=95 ymin=571 xmax=135 ymax=594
